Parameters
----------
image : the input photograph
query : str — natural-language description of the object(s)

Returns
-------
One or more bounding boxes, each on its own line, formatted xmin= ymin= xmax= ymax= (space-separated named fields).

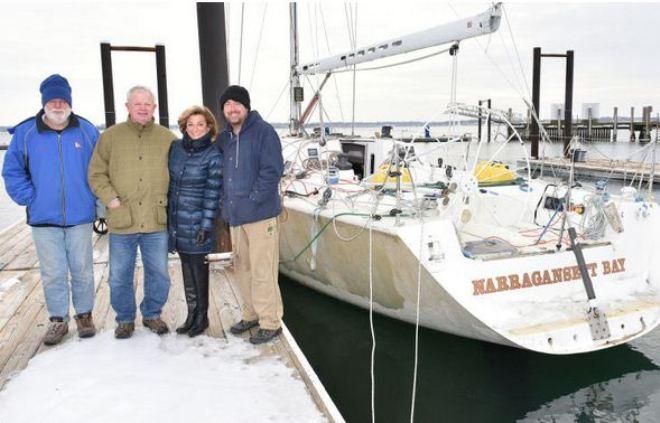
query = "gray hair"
xmin=126 ymin=86 xmax=156 ymax=103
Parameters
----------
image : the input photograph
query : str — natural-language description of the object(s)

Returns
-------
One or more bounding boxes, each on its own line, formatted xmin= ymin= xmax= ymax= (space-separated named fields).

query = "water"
xmin=281 ymin=277 xmax=660 ymax=422
xmin=0 ymin=134 xmax=24 ymax=230
xmin=2 ymin=128 xmax=660 ymax=421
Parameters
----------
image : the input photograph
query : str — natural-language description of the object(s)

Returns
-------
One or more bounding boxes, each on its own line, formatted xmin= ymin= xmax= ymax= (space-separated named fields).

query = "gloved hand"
xmin=196 ymin=229 xmax=210 ymax=245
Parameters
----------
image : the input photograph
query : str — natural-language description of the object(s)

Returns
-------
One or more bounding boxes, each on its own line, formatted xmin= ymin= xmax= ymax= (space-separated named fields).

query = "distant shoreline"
xmin=2 ymin=116 xmax=657 ymax=133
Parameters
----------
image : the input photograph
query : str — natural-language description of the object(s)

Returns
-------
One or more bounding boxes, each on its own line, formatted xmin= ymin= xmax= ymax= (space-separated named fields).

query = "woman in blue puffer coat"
xmin=168 ymin=106 xmax=222 ymax=337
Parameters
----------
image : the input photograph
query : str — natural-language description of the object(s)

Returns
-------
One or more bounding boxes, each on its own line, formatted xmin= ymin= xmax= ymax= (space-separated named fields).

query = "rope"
xmin=368 ymin=219 xmax=376 ymax=423
xmin=408 ymin=220 xmax=424 ymax=422
xmin=280 ymin=212 xmax=374 ymax=264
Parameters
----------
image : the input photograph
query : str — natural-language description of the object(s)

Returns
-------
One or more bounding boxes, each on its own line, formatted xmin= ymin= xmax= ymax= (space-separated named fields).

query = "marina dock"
xmin=517 ymin=157 xmax=659 ymax=185
xmin=0 ymin=220 xmax=342 ymax=422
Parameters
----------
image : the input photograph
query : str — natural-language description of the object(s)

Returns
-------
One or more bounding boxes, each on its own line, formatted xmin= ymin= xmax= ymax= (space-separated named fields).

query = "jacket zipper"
xmin=235 ymin=132 xmax=240 ymax=169
xmin=57 ymin=133 xmax=67 ymax=225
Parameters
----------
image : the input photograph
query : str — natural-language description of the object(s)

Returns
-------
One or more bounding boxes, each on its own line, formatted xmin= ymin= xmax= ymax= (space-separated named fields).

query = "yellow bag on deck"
xmin=473 ymin=161 xmax=516 ymax=186
xmin=370 ymin=164 xmax=412 ymax=184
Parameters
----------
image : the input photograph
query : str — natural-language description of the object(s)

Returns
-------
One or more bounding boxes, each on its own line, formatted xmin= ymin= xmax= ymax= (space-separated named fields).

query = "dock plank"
xmin=0 ymin=223 xmax=340 ymax=421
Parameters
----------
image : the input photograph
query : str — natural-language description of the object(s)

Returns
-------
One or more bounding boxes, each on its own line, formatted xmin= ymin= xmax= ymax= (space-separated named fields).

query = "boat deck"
xmin=0 ymin=220 xmax=341 ymax=422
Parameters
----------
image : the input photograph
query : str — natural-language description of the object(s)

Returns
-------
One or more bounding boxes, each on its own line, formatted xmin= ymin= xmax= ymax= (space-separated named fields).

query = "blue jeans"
xmin=31 ymin=223 xmax=95 ymax=320
xmin=109 ymin=231 xmax=170 ymax=323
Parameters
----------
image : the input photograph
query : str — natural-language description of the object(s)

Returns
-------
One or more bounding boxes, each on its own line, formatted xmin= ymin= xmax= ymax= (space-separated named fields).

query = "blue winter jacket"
xmin=217 ymin=111 xmax=283 ymax=227
xmin=2 ymin=111 xmax=99 ymax=226
xmin=167 ymin=133 xmax=223 ymax=253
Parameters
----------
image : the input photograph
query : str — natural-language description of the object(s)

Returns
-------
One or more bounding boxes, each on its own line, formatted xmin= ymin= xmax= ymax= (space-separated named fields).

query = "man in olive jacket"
xmin=88 ymin=86 xmax=176 ymax=339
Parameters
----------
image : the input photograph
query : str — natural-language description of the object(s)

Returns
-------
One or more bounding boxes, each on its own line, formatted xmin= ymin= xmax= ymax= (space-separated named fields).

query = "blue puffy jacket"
xmin=167 ymin=133 xmax=222 ymax=253
xmin=217 ymin=111 xmax=283 ymax=227
xmin=2 ymin=111 xmax=99 ymax=226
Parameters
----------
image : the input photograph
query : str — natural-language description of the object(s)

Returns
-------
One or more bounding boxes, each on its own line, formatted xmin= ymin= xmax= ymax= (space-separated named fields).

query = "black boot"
xmin=188 ymin=254 xmax=209 ymax=337
xmin=176 ymin=254 xmax=198 ymax=334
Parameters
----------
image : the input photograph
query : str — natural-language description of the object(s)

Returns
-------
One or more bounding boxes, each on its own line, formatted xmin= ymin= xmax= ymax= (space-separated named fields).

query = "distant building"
xmin=581 ymin=103 xmax=600 ymax=120
xmin=550 ymin=104 xmax=564 ymax=120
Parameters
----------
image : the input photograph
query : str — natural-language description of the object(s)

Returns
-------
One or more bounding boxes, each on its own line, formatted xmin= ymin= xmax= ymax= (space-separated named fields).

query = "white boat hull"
xmin=279 ymin=199 xmax=660 ymax=354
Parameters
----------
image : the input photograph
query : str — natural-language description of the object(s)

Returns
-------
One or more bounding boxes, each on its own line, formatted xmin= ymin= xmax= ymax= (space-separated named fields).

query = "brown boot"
xmin=43 ymin=317 xmax=68 ymax=346
xmin=115 ymin=322 xmax=135 ymax=339
xmin=74 ymin=312 xmax=96 ymax=338
xmin=143 ymin=317 xmax=169 ymax=335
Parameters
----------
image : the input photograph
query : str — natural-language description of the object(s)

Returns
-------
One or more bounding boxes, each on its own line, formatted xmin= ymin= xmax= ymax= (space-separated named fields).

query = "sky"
xmin=0 ymin=0 xmax=659 ymax=128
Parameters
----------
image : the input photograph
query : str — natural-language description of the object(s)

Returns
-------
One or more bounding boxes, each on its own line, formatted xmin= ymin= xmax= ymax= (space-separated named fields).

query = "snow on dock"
xmin=0 ymin=220 xmax=342 ymax=422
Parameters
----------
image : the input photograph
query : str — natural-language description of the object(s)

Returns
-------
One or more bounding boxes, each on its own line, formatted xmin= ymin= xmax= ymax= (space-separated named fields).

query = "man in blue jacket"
xmin=2 ymin=74 xmax=99 ymax=345
xmin=218 ymin=85 xmax=284 ymax=344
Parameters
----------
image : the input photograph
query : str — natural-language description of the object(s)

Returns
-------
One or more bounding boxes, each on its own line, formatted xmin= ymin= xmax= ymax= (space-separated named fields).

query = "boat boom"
xmin=296 ymin=3 xmax=502 ymax=76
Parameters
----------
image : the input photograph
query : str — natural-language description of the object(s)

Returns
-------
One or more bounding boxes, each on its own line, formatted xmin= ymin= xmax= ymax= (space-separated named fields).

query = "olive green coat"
xmin=88 ymin=119 xmax=176 ymax=234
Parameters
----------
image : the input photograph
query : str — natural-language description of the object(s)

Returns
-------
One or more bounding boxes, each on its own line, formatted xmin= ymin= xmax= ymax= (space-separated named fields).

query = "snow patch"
xmin=0 ymin=277 xmax=20 ymax=300
xmin=0 ymin=330 xmax=326 ymax=423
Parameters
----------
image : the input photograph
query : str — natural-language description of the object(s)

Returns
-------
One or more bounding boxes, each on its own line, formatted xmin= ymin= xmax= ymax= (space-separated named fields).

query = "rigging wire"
xmin=265 ymin=79 xmax=291 ymax=121
xmin=238 ymin=3 xmax=245 ymax=84
xmin=343 ymin=3 xmax=358 ymax=133
xmin=319 ymin=6 xmax=346 ymax=121
xmin=332 ymin=46 xmax=453 ymax=74
xmin=503 ymin=4 xmax=533 ymax=100
xmin=248 ymin=4 xmax=269 ymax=92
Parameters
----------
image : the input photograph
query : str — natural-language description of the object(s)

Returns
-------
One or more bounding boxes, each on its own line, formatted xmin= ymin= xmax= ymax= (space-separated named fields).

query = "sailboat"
xmin=276 ymin=3 xmax=660 ymax=354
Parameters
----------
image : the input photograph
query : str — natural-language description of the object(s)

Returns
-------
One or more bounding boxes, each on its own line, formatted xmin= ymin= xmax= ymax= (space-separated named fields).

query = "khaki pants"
xmin=230 ymin=217 xmax=283 ymax=330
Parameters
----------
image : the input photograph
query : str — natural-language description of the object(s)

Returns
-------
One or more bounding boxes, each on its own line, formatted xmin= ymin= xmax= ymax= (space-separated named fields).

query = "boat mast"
xmin=289 ymin=3 xmax=301 ymax=136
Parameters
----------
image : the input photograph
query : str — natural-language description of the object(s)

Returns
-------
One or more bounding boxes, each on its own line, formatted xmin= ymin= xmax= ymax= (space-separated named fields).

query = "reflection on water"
xmin=280 ymin=276 xmax=660 ymax=422
xmin=520 ymin=370 xmax=660 ymax=422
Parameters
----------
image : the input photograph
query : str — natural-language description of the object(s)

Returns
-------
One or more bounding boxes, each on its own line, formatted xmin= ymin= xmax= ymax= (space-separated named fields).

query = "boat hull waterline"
xmin=279 ymin=194 xmax=660 ymax=355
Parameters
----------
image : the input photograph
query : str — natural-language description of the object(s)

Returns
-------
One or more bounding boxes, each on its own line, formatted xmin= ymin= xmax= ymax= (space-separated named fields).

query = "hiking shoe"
xmin=143 ymin=317 xmax=169 ymax=335
xmin=229 ymin=319 xmax=259 ymax=335
xmin=249 ymin=327 xmax=282 ymax=345
xmin=74 ymin=312 xmax=96 ymax=338
xmin=115 ymin=322 xmax=135 ymax=339
xmin=43 ymin=317 xmax=68 ymax=346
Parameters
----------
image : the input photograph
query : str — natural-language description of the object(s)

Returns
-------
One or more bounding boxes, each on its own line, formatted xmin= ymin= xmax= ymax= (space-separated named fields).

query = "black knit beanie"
xmin=220 ymin=85 xmax=251 ymax=111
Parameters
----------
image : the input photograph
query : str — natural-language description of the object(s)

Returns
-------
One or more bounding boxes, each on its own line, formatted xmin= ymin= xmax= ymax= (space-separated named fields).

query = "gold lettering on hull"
xmin=471 ymin=257 xmax=627 ymax=296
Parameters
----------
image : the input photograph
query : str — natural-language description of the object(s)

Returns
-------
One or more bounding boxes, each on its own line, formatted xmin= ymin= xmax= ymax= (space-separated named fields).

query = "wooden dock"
xmin=517 ymin=157 xmax=659 ymax=185
xmin=0 ymin=220 xmax=342 ymax=422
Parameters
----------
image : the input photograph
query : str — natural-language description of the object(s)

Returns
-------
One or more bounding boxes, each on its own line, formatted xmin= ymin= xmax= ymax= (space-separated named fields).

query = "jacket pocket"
xmin=156 ymin=196 xmax=168 ymax=225
xmin=107 ymin=205 xmax=132 ymax=229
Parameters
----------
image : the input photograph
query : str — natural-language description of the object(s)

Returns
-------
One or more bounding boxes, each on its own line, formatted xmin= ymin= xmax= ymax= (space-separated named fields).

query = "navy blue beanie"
xmin=220 ymin=85 xmax=250 ymax=111
xmin=40 ymin=74 xmax=72 ymax=107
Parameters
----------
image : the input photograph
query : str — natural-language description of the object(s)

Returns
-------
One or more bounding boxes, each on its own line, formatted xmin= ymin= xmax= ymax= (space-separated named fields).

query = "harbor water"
xmin=1 ymin=129 xmax=659 ymax=421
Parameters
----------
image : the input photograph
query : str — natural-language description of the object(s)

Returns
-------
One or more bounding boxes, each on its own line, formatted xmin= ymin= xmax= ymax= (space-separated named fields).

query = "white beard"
xmin=44 ymin=107 xmax=72 ymax=126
